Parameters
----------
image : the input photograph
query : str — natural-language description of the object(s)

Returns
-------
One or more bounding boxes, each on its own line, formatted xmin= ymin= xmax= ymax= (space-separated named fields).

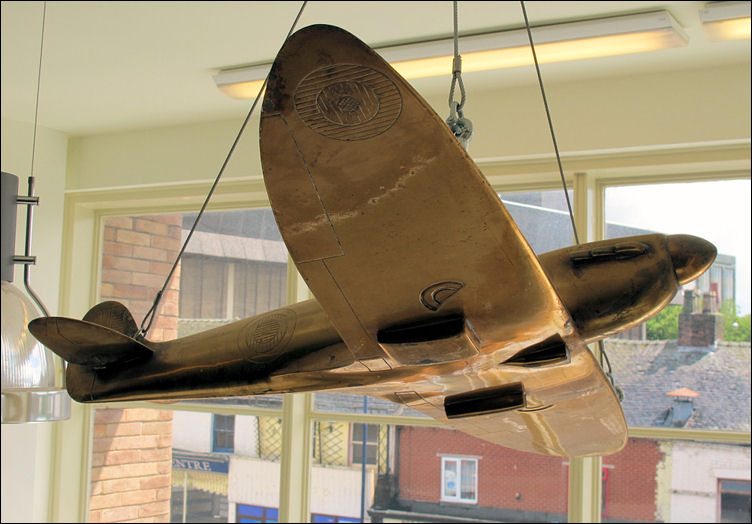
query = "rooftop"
xmin=606 ymin=338 xmax=751 ymax=431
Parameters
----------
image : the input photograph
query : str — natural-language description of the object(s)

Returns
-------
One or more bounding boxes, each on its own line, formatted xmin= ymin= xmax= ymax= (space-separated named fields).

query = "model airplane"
xmin=29 ymin=25 xmax=716 ymax=457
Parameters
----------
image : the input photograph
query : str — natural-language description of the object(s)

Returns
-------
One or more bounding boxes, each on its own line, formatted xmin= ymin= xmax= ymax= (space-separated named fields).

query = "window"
xmin=605 ymin=180 xmax=751 ymax=430
xmin=178 ymin=208 xmax=288 ymax=325
xmin=499 ymin=189 xmax=575 ymax=254
xmin=719 ymin=479 xmax=751 ymax=523
xmin=236 ymin=504 xmax=278 ymax=523
xmin=311 ymin=514 xmax=360 ymax=523
xmin=179 ymin=255 xmax=228 ymax=319
xmin=212 ymin=414 xmax=235 ymax=453
xmin=350 ymin=423 xmax=379 ymax=466
xmin=441 ymin=457 xmax=478 ymax=504
xmin=75 ymin=157 xmax=748 ymax=524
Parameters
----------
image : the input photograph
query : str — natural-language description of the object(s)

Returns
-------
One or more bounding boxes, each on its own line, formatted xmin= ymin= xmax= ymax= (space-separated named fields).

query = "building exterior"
xmin=369 ymin=304 xmax=751 ymax=523
xmin=86 ymin=203 xmax=749 ymax=524
xmin=170 ymin=399 xmax=393 ymax=523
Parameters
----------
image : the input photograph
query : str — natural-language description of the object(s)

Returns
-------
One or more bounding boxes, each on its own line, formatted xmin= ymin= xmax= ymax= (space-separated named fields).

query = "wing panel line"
xmin=279 ymin=114 xmax=345 ymax=260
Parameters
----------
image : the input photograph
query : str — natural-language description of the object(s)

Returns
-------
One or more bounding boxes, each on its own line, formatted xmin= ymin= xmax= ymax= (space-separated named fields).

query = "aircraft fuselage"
xmin=63 ymin=232 xmax=714 ymax=403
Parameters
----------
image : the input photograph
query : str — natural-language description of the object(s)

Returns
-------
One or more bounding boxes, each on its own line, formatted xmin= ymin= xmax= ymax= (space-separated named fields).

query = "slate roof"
xmin=183 ymin=208 xmax=283 ymax=241
xmin=605 ymin=339 xmax=751 ymax=431
xmin=500 ymin=193 xmax=651 ymax=254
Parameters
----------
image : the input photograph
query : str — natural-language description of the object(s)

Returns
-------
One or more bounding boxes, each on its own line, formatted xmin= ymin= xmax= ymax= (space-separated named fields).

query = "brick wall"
xmin=89 ymin=409 xmax=174 ymax=523
xmin=397 ymin=427 xmax=568 ymax=514
xmin=678 ymin=289 xmax=725 ymax=347
xmin=100 ymin=215 xmax=182 ymax=341
xmin=89 ymin=214 xmax=182 ymax=523
xmin=603 ymin=437 xmax=664 ymax=521
xmin=397 ymin=427 xmax=663 ymax=521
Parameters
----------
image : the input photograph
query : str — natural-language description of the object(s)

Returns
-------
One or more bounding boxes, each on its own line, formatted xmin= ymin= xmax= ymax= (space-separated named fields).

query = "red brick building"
xmin=378 ymin=427 xmax=663 ymax=523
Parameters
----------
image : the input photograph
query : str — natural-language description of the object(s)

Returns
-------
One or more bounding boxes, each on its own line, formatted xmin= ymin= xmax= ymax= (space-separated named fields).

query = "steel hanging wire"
xmin=519 ymin=1 xmax=578 ymax=246
xmin=446 ymin=0 xmax=473 ymax=150
xmin=519 ymin=0 xmax=621 ymax=401
xmin=137 ymin=1 xmax=309 ymax=338
xmin=24 ymin=0 xmax=50 ymax=318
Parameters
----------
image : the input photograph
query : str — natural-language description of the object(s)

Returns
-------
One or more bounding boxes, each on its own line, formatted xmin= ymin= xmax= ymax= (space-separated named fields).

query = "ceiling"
xmin=1 ymin=1 xmax=749 ymax=136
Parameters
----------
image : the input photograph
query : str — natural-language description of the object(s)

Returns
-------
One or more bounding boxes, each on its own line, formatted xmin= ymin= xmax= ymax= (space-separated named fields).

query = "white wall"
xmin=669 ymin=441 xmax=751 ymax=523
xmin=1 ymin=117 xmax=67 ymax=311
xmin=229 ymin=456 xmax=375 ymax=520
xmin=172 ymin=412 xmax=259 ymax=456
xmin=172 ymin=411 xmax=212 ymax=452
xmin=1 ymin=117 xmax=68 ymax=523
xmin=64 ymin=63 xmax=750 ymax=193
xmin=235 ymin=414 xmax=260 ymax=458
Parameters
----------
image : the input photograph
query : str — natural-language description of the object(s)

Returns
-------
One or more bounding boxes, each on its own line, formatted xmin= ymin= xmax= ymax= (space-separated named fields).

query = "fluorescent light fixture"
xmin=700 ymin=1 xmax=751 ymax=41
xmin=213 ymin=10 xmax=688 ymax=99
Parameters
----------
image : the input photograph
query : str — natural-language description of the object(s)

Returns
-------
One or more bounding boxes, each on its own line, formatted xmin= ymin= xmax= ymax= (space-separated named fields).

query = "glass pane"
xmin=499 ymin=189 xmax=576 ymax=254
xmin=91 ymin=209 xmax=288 ymax=523
xmin=369 ymin=426 xmax=568 ymax=521
xmin=172 ymin=412 xmax=283 ymax=522
xmin=313 ymin=392 xmax=429 ymax=418
xmin=92 ymin=213 xmax=183 ymax=522
xmin=605 ymin=180 xmax=751 ymax=431
xmin=460 ymin=459 xmax=477 ymax=501
xmin=601 ymin=180 xmax=750 ymax=523
xmin=351 ymin=423 xmax=379 ymax=444
xmin=310 ymin=419 xmax=386 ymax=521
xmin=444 ymin=459 xmax=458 ymax=498
xmin=604 ymin=438 xmax=751 ymax=522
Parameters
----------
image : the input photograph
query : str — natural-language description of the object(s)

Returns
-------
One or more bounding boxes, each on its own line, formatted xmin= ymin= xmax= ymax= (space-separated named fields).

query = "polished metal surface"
xmin=1 ymin=389 xmax=71 ymax=423
xmin=2 ymin=281 xmax=70 ymax=423
xmin=27 ymin=25 xmax=716 ymax=455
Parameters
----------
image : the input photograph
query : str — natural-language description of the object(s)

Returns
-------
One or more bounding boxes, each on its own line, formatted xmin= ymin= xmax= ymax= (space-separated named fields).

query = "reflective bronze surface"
xmin=28 ymin=25 xmax=716 ymax=457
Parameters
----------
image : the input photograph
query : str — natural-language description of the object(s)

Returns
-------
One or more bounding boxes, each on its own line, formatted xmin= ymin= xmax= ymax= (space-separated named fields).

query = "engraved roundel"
xmin=236 ymin=309 xmax=297 ymax=363
xmin=295 ymin=64 xmax=402 ymax=141
xmin=316 ymin=81 xmax=380 ymax=125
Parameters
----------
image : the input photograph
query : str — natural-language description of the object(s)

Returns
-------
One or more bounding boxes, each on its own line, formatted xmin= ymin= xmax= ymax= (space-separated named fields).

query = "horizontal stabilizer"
xmin=28 ymin=302 xmax=153 ymax=368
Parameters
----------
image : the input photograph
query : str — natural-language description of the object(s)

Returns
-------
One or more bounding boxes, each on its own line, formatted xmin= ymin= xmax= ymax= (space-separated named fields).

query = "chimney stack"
xmin=678 ymin=289 xmax=724 ymax=348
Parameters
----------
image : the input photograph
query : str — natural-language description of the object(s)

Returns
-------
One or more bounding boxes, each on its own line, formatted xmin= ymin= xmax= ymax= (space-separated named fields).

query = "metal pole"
xmin=182 ymin=470 xmax=188 ymax=523
xmin=16 ymin=176 xmax=49 ymax=317
xmin=360 ymin=396 xmax=369 ymax=522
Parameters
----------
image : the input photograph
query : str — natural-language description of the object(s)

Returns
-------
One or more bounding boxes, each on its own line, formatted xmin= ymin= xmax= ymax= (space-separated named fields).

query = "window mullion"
xmin=569 ymin=171 xmax=604 ymax=523
xmin=278 ymin=393 xmax=313 ymax=522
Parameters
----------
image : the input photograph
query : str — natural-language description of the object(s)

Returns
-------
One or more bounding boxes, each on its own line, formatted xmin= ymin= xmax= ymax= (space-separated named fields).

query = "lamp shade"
xmin=1 ymin=279 xmax=70 ymax=422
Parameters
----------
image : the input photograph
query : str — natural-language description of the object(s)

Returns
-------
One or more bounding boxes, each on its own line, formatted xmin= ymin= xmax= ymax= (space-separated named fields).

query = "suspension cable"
xmin=448 ymin=0 xmax=466 ymax=113
xmin=519 ymin=1 xmax=578 ymax=245
xmin=137 ymin=1 xmax=309 ymax=338
xmin=24 ymin=0 xmax=50 ymax=318
xmin=519 ymin=1 xmax=621 ymax=400
xmin=446 ymin=0 xmax=473 ymax=150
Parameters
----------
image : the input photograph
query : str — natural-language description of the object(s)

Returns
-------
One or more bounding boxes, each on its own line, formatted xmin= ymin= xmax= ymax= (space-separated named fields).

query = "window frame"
xmin=440 ymin=456 xmax=479 ymax=504
xmin=212 ymin=414 xmax=236 ymax=454
xmin=349 ymin=423 xmax=379 ymax=467
xmin=54 ymin=142 xmax=751 ymax=523
xmin=718 ymin=478 xmax=752 ymax=523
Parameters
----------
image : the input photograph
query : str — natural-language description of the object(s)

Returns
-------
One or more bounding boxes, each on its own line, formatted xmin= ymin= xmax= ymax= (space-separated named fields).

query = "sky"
xmin=605 ymin=179 xmax=751 ymax=315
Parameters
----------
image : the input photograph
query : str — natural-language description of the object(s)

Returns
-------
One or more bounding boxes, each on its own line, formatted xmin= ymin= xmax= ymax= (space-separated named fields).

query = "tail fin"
xmin=82 ymin=301 xmax=139 ymax=337
xmin=28 ymin=302 xmax=153 ymax=368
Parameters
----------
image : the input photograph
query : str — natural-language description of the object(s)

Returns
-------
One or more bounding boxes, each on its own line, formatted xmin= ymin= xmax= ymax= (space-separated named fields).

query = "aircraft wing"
xmin=260 ymin=24 xmax=626 ymax=455
xmin=261 ymin=24 xmax=571 ymax=365
xmin=358 ymin=334 xmax=627 ymax=457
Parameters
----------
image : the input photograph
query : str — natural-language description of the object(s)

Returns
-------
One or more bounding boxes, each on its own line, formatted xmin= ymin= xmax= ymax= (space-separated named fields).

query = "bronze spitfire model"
xmin=29 ymin=25 xmax=716 ymax=457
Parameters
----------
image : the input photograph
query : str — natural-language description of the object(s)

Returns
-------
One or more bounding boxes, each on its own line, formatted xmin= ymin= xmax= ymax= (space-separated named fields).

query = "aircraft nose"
xmin=667 ymin=234 xmax=717 ymax=285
